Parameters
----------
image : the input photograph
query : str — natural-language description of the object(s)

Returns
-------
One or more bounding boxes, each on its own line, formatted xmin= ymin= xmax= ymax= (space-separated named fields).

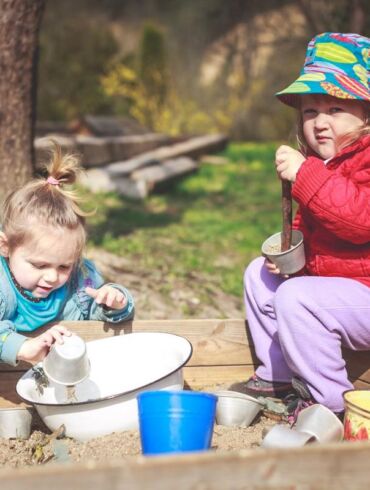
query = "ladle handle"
xmin=281 ymin=180 xmax=292 ymax=252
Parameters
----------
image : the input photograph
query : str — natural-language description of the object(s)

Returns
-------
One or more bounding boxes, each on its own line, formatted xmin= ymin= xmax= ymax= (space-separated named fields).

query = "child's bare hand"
xmin=85 ymin=285 xmax=127 ymax=310
xmin=275 ymin=145 xmax=305 ymax=182
xmin=17 ymin=325 xmax=71 ymax=364
xmin=264 ymin=258 xmax=289 ymax=278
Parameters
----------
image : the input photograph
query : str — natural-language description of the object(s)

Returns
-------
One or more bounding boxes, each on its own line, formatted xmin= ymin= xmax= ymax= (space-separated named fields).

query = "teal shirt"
xmin=1 ymin=256 xmax=69 ymax=332
xmin=0 ymin=257 xmax=134 ymax=366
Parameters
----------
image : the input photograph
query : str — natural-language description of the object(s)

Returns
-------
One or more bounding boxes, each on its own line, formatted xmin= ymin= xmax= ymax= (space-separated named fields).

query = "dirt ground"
xmin=86 ymin=248 xmax=244 ymax=320
xmin=0 ymin=411 xmax=279 ymax=469
xmin=0 ymin=248 xmax=275 ymax=470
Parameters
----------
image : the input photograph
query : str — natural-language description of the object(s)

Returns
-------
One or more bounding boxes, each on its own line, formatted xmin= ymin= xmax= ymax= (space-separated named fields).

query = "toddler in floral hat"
xmin=240 ymin=33 xmax=370 ymax=421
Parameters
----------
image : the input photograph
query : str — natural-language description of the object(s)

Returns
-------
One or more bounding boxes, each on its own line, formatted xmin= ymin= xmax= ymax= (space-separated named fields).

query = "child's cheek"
xmin=60 ymin=271 xmax=72 ymax=285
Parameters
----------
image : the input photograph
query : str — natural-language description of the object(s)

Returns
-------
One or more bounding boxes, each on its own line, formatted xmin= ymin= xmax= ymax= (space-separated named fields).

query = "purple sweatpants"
xmin=244 ymin=257 xmax=370 ymax=412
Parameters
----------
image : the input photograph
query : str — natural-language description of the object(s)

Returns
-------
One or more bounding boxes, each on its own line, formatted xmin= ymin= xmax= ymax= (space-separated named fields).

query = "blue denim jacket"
xmin=0 ymin=258 xmax=134 ymax=366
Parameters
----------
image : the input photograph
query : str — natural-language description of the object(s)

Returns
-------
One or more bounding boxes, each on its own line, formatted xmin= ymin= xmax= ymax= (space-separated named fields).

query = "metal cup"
xmin=343 ymin=389 xmax=370 ymax=441
xmin=261 ymin=424 xmax=316 ymax=448
xmin=0 ymin=407 xmax=33 ymax=439
xmin=261 ymin=230 xmax=305 ymax=275
xmin=294 ymin=404 xmax=344 ymax=443
xmin=215 ymin=390 xmax=264 ymax=427
xmin=43 ymin=335 xmax=90 ymax=386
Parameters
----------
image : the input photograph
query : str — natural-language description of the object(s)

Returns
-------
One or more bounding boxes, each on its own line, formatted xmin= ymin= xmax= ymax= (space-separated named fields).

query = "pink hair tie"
xmin=46 ymin=176 xmax=60 ymax=186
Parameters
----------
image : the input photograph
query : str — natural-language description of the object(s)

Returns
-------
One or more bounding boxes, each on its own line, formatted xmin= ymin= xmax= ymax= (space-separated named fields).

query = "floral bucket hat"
xmin=276 ymin=32 xmax=370 ymax=107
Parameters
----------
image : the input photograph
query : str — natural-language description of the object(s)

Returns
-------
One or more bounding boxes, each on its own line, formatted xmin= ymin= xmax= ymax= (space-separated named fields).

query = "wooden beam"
xmin=89 ymin=157 xmax=199 ymax=199
xmin=3 ymin=365 xmax=367 ymax=409
xmin=2 ymin=319 xmax=370 ymax=409
xmin=344 ymin=348 xmax=370 ymax=381
xmin=35 ymin=133 xmax=171 ymax=169
xmin=0 ymin=319 xmax=254 ymax=372
xmin=352 ymin=379 xmax=370 ymax=390
xmin=106 ymin=134 xmax=228 ymax=176
xmin=184 ymin=365 xmax=253 ymax=390
xmin=0 ymin=319 xmax=257 ymax=408
xmin=0 ymin=365 xmax=254 ymax=408
xmin=2 ymin=443 xmax=370 ymax=489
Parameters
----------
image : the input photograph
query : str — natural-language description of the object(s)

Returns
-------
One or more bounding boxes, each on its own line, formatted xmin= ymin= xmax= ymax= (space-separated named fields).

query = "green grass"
xmin=83 ymin=141 xmax=282 ymax=298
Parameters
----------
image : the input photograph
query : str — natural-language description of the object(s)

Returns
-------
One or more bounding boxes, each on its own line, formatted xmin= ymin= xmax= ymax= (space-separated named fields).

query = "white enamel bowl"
xmin=16 ymin=332 xmax=192 ymax=441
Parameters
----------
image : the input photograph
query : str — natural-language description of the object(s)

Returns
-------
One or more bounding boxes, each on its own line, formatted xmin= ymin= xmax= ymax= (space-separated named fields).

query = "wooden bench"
xmin=2 ymin=318 xmax=370 ymax=408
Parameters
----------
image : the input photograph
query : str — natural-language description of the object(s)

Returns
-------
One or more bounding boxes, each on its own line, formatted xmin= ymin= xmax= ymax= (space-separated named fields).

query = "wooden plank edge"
xmin=0 ymin=318 xmax=255 ymax=372
xmin=0 ymin=366 xmax=254 ymax=408
xmin=2 ymin=443 xmax=370 ymax=490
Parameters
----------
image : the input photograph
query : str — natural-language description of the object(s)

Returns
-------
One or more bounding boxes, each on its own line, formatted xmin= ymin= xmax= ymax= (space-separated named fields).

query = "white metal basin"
xmin=16 ymin=332 xmax=192 ymax=441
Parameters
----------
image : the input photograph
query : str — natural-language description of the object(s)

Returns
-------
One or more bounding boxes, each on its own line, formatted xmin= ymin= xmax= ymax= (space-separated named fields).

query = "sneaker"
xmin=291 ymin=376 xmax=312 ymax=401
xmin=230 ymin=374 xmax=294 ymax=399
xmin=287 ymin=376 xmax=315 ymax=424
xmin=286 ymin=396 xmax=315 ymax=424
xmin=289 ymin=376 xmax=345 ymax=422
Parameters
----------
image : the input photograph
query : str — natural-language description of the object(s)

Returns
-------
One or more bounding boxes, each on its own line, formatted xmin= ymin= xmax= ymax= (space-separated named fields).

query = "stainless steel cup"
xmin=215 ymin=390 xmax=264 ymax=427
xmin=261 ymin=230 xmax=305 ymax=275
xmin=43 ymin=335 xmax=90 ymax=386
xmin=261 ymin=424 xmax=316 ymax=448
xmin=294 ymin=404 xmax=344 ymax=443
xmin=0 ymin=407 xmax=33 ymax=439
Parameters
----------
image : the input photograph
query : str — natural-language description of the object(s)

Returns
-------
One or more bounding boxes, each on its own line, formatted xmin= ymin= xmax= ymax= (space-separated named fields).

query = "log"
xmin=106 ymin=134 xmax=228 ymax=176
xmin=131 ymin=156 xmax=196 ymax=181
xmin=108 ymin=133 xmax=170 ymax=161
xmin=131 ymin=157 xmax=198 ymax=195
xmin=34 ymin=136 xmax=77 ymax=169
xmin=75 ymin=135 xmax=113 ymax=167
xmin=34 ymin=133 xmax=171 ymax=169
xmin=80 ymin=157 xmax=198 ymax=199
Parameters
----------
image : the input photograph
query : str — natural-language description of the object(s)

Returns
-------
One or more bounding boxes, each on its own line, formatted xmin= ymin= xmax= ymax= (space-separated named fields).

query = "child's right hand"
xmin=17 ymin=325 xmax=72 ymax=364
xmin=264 ymin=258 xmax=289 ymax=278
xmin=275 ymin=145 xmax=305 ymax=182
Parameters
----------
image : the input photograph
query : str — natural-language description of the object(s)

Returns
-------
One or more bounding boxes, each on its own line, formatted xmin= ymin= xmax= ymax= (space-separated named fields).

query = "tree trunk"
xmin=0 ymin=0 xmax=45 ymax=195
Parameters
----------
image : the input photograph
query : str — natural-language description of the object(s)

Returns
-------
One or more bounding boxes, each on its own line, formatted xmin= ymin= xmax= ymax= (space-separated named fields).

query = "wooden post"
xmin=281 ymin=180 xmax=292 ymax=251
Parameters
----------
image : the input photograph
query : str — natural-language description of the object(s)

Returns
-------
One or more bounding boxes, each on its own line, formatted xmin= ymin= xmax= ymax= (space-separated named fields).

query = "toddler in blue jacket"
xmin=0 ymin=144 xmax=134 ymax=366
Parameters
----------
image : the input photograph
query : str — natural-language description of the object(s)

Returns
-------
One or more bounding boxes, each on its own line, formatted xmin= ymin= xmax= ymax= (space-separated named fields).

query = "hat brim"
xmin=276 ymin=71 xmax=370 ymax=108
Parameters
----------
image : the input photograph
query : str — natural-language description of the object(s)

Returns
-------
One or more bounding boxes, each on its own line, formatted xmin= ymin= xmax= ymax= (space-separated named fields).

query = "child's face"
xmin=300 ymin=94 xmax=366 ymax=160
xmin=5 ymin=227 xmax=80 ymax=298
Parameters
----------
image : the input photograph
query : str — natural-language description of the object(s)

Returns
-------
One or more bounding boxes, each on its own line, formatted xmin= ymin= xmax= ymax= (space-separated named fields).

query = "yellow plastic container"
xmin=343 ymin=390 xmax=370 ymax=441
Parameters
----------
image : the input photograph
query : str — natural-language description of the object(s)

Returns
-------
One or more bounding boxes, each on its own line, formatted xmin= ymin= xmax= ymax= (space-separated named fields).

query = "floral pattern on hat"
xmin=320 ymin=82 xmax=352 ymax=99
xmin=276 ymin=32 xmax=370 ymax=107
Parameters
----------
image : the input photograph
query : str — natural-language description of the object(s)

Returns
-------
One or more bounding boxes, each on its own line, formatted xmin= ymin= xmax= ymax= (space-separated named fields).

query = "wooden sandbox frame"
xmin=1 ymin=318 xmax=370 ymax=489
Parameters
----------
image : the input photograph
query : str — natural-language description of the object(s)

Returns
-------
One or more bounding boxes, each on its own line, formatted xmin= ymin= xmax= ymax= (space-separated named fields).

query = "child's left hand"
xmin=85 ymin=285 xmax=127 ymax=310
xmin=17 ymin=325 xmax=72 ymax=364
xmin=275 ymin=145 xmax=305 ymax=182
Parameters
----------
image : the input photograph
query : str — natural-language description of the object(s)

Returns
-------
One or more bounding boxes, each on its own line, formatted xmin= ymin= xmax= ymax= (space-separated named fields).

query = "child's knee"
xmin=274 ymin=278 xmax=310 ymax=313
xmin=243 ymin=256 xmax=265 ymax=287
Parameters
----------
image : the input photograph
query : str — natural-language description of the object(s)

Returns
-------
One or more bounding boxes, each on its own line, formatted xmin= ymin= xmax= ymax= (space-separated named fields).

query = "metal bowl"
xmin=215 ymin=390 xmax=264 ymax=427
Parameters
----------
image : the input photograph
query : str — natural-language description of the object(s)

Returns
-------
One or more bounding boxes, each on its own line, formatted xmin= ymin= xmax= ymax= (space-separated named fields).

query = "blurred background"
xmin=9 ymin=0 xmax=370 ymax=319
xmin=37 ymin=0 xmax=369 ymax=140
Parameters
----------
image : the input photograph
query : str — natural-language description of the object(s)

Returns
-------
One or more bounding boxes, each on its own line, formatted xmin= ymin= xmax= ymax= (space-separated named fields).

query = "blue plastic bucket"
xmin=137 ymin=390 xmax=217 ymax=455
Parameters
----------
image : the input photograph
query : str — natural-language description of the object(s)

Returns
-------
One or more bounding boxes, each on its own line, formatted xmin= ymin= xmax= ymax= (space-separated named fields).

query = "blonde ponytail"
xmin=1 ymin=141 xmax=92 ymax=256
